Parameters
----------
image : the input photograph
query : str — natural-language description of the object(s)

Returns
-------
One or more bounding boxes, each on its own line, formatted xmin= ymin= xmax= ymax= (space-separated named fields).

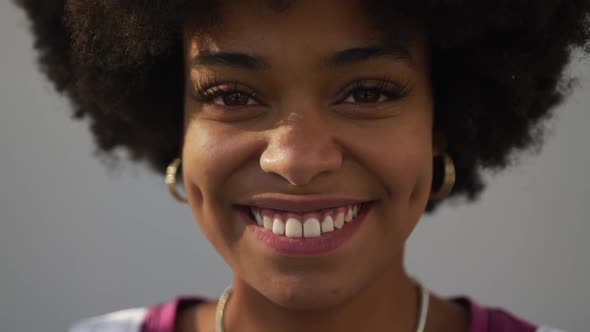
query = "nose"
xmin=260 ymin=113 xmax=343 ymax=186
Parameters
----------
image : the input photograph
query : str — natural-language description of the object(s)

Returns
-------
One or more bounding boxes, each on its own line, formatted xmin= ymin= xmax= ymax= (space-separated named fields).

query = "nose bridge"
xmin=281 ymin=111 xmax=323 ymax=153
xmin=260 ymin=109 xmax=342 ymax=186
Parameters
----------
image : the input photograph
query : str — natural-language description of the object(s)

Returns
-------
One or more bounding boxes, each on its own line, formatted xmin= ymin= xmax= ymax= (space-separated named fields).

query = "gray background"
xmin=2 ymin=3 xmax=589 ymax=331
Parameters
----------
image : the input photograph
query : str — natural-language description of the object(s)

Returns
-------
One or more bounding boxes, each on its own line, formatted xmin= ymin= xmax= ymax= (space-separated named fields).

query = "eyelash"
xmin=192 ymin=75 xmax=411 ymax=108
xmin=192 ymin=76 xmax=260 ymax=105
xmin=338 ymin=75 xmax=411 ymax=104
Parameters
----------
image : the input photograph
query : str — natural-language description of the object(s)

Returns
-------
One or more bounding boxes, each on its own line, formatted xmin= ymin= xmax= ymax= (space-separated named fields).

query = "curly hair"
xmin=15 ymin=0 xmax=590 ymax=212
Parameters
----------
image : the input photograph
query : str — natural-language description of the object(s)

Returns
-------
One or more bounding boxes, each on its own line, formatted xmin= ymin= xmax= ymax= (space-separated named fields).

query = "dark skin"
xmin=177 ymin=1 xmax=469 ymax=331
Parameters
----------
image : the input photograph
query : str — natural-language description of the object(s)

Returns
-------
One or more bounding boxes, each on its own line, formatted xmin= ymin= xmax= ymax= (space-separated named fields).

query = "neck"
xmin=223 ymin=254 xmax=420 ymax=332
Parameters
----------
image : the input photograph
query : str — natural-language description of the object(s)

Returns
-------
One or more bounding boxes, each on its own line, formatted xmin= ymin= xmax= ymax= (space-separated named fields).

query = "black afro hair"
xmin=15 ymin=0 xmax=590 ymax=211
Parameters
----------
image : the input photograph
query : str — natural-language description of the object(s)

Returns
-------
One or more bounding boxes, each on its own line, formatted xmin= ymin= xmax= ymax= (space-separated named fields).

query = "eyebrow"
xmin=191 ymin=51 xmax=271 ymax=70
xmin=326 ymin=45 xmax=414 ymax=67
xmin=191 ymin=45 xmax=414 ymax=70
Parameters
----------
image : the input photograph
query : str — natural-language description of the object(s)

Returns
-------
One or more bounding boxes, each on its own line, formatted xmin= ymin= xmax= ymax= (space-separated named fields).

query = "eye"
xmin=344 ymin=87 xmax=387 ymax=103
xmin=339 ymin=78 xmax=410 ymax=105
xmin=212 ymin=89 xmax=258 ymax=106
xmin=192 ymin=80 xmax=261 ymax=108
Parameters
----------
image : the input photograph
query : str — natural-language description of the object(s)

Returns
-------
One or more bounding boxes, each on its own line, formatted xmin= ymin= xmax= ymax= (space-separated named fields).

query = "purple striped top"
xmin=139 ymin=296 xmax=538 ymax=332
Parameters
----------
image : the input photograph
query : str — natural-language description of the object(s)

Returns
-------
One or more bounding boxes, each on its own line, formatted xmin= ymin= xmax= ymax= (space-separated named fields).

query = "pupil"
xmin=354 ymin=88 xmax=380 ymax=103
xmin=223 ymin=91 xmax=248 ymax=105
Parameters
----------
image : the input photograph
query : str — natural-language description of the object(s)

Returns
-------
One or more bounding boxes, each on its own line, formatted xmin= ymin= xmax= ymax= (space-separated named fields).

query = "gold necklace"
xmin=215 ymin=280 xmax=429 ymax=332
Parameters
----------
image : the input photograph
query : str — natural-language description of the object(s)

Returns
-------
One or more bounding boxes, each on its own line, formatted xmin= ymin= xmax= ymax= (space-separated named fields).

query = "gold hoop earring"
xmin=165 ymin=157 xmax=187 ymax=203
xmin=430 ymin=153 xmax=455 ymax=200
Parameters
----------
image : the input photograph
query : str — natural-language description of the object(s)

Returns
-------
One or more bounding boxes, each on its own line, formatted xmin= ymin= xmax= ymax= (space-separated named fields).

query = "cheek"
xmin=385 ymin=129 xmax=433 ymax=235
xmin=181 ymin=121 xmax=245 ymax=262
xmin=390 ymin=136 xmax=432 ymax=199
xmin=385 ymin=101 xmax=434 ymax=203
xmin=182 ymin=121 xmax=253 ymax=202
xmin=356 ymin=121 xmax=432 ymax=197
xmin=181 ymin=124 xmax=220 ymax=209
xmin=347 ymin=116 xmax=433 ymax=236
xmin=181 ymin=120 xmax=265 ymax=241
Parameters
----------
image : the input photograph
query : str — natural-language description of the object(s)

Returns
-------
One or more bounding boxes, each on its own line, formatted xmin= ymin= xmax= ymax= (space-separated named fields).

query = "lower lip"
xmin=237 ymin=203 xmax=372 ymax=256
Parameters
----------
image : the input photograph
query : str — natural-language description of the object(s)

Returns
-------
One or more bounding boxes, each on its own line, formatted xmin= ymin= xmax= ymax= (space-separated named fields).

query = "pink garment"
xmin=139 ymin=295 xmax=537 ymax=332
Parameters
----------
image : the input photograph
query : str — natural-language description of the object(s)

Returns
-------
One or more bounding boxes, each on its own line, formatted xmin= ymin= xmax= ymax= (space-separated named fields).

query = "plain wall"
xmin=2 ymin=3 xmax=589 ymax=331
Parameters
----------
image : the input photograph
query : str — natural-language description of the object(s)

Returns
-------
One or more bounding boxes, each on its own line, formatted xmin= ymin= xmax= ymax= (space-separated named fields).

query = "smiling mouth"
xmin=245 ymin=203 xmax=367 ymax=238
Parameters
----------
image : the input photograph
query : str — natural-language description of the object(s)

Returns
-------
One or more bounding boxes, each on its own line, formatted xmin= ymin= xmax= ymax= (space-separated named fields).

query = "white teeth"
xmin=255 ymin=210 xmax=263 ymax=226
xmin=250 ymin=208 xmax=262 ymax=225
xmin=285 ymin=218 xmax=303 ymax=238
xmin=334 ymin=212 xmax=345 ymax=229
xmin=254 ymin=203 xmax=365 ymax=236
xmin=321 ymin=215 xmax=334 ymax=233
xmin=345 ymin=208 xmax=353 ymax=223
xmin=272 ymin=217 xmax=285 ymax=235
xmin=303 ymin=218 xmax=321 ymax=237
xmin=263 ymin=215 xmax=273 ymax=230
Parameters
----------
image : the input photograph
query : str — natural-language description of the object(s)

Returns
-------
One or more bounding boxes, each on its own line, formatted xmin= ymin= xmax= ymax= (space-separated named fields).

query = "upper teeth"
xmin=250 ymin=204 xmax=362 ymax=238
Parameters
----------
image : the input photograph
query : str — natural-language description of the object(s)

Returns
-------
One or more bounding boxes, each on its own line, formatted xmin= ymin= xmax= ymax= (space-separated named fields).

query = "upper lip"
xmin=237 ymin=193 xmax=368 ymax=212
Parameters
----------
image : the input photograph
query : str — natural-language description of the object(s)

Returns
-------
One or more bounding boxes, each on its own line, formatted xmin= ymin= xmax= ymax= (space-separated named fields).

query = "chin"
xmin=259 ymin=275 xmax=363 ymax=310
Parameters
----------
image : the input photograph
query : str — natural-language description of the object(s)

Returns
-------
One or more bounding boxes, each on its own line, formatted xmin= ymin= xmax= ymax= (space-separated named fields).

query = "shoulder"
xmin=536 ymin=327 xmax=567 ymax=332
xmin=68 ymin=296 xmax=206 ymax=332
xmin=451 ymin=296 xmax=567 ymax=332
xmin=68 ymin=307 xmax=148 ymax=332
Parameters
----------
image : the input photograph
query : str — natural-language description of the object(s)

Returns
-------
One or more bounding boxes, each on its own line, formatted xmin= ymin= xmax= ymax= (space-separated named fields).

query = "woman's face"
xmin=182 ymin=0 xmax=434 ymax=309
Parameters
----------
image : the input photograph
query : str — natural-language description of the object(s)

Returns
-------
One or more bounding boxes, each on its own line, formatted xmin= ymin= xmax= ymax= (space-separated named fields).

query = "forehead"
xmin=185 ymin=0 xmax=422 ymax=56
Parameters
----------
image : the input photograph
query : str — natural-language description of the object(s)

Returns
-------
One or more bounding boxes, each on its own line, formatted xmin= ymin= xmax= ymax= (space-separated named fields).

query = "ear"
xmin=432 ymin=129 xmax=447 ymax=156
